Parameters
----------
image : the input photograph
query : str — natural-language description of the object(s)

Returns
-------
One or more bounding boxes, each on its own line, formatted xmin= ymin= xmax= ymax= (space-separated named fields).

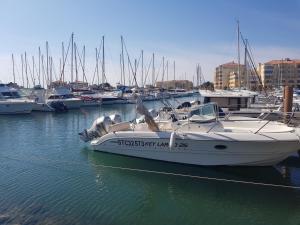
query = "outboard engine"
xmin=49 ymin=101 xmax=68 ymax=112
xmin=136 ymin=115 xmax=145 ymax=124
xmin=109 ymin=114 xmax=122 ymax=124
xmin=79 ymin=116 xmax=112 ymax=142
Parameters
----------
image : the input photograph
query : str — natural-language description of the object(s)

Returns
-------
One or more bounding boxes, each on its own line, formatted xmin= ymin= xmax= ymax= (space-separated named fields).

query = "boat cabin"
xmin=199 ymin=90 xmax=257 ymax=111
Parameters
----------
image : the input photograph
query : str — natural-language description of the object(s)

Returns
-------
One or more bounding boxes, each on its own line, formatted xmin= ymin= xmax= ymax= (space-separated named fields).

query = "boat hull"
xmin=46 ymin=99 xmax=83 ymax=109
xmin=91 ymin=131 xmax=300 ymax=166
xmin=0 ymin=101 xmax=34 ymax=114
xmin=32 ymin=103 xmax=55 ymax=112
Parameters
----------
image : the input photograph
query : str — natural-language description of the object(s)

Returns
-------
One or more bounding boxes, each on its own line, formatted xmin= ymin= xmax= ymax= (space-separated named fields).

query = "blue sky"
xmin=0 ymin=0 xmax=300 ymax=86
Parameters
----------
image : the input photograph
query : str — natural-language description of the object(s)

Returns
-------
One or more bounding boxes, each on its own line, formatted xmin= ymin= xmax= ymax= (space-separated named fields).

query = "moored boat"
xmin=0 ymin=83 xmax=34 ymax=114
xmin=80 ymin=102 xmax=300 ymax=166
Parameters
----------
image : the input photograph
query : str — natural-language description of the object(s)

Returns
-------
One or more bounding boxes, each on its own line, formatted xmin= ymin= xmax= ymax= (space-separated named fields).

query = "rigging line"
xmin=41 ymin=55 xmax=46 ymax=87
xmin=240 ymin=34 xmax=265 ymax=93
xmin=96 ymin=165 xmax=300 ymax=190
xmin=75 ymin=45 xmax=87 ymax=82
xmin=96 ymin=41 xmax=104 ymax=83
xmin=1 ymin=154 xmax=299 ymax=190
xmin=155 ymin=57 xmax=163 ymax=83
xmin=143 ymin=56 xmax=153 ymax=85
xmin=106 ymin=42 xmax=119 ymax=84
xmin=14 ymin=59 xmax=21 ymax=85
xmin=122 ymin=39 xmax=138 ymax=86
xmin=60 ymin=35 xmax=72 ymax=81
xmin=80 ymin=47 xmax=88 ymax=83
xmin=25 ymin=56 xmax=35 ymax=86
xmin=135 ymin=51 xmax=142 ymax=72
xmin=51 ymin=57 xmax=58 ymax=81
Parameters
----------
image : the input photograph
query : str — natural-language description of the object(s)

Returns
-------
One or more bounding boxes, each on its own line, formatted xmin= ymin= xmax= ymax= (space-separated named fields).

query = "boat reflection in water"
xmin=84 ymin=148 xmax=300 ymax=225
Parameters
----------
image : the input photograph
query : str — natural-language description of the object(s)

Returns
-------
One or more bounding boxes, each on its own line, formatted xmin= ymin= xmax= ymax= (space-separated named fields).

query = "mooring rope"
xmin=91 ymin=163 xmax=300 ymax=190
xmin=1 ymin=154 xmax=300 ymax=190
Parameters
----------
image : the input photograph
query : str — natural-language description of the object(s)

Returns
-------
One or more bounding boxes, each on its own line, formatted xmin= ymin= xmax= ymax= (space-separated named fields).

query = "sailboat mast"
xmin=173 ymin=61 xmax=176 ymax=89
xmin=38 ymin=47 xmax=41 ymax=85
xmin=50 ymin=57 xmax=53 ymax=84
xmin=141 ymin=50 xmax=144 ymax=87
xmin=21 ymin=54 xmax=24 ymax=87
xmin=46 ymin=41 xmax=49 ymax=85
xmin=71 ymin=33 xmax=74 ymax=83
xmin=25 ymin=52 xmax=28 ymax=88
xmin=119 ymin=54 xmax=123 ymax=84
xmin=102 ymin=35 xmax=105 ymax=84
xmin=121 ymin=36 xmax=125 ymax=85
xmin=83 ymin=45 xmax=86 ymax=82
xmin=166 ymin=60 xmax=168 ymax=89
xmin=244 ymin=39 xmax=248 ymax=89
xmin=152 ymin=53 xmax=155 ymax=86
xmin=134 ymin=59 xmax=137 ymax=87
xmin=162 ymin=57 xmax=165 ymax=83
xmin=96 ymin=48 xmax=99 ymax=85
xmin=237 ymin=20 xmax=241 ymax=89
xmin=128 ymin=55 xmax=131 ymax=86
xmin=32 ymin=56 xmax=35 ymax=86
xmin=12 ymin=54 xmax=15 ymax=84
xmin=74 ymin=43 xmax=78 ymax=82
xmin=41 ymin=55 xmax=45 ymax=87
xmin=62 ymin=42 xmax=65 ymax=82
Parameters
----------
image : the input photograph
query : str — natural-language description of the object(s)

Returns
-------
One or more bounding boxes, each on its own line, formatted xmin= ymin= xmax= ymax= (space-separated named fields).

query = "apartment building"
xmin=155 ymin=80 xmax=193 ymax=90
xmin=214 ymin=61 xmax=245 ymax=89
xmin=257 ymin=58 xmax=300 ymax=89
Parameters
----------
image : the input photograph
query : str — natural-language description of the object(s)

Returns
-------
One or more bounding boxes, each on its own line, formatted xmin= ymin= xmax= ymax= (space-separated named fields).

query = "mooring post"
xmin=283 ymin=86 xmax=293 ymax=123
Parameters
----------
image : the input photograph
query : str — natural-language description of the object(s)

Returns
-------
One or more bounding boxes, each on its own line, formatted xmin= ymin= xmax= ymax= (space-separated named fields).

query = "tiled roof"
xmin=220 ymin=61 xmax=244 ymax=67
xmin=265 ymin=59 xmax=300 ymax=64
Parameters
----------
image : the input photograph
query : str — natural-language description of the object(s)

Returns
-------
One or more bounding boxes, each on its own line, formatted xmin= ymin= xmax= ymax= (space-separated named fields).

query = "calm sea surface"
xmin=0 ymin=97 xmax=300 ymax=225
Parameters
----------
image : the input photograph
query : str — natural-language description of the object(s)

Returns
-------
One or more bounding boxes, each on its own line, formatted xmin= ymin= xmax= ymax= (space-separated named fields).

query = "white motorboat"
xmin=0 ymin=83 xmax=34 ymax=114
xmin=80 ymin=102 xmax=300 ymax=166
xmin=75 ymin=90 xmax=102 ymax=107
xmin=89 ymin=91 xmax=130 ymax=105
xmin=46 ymin=86 xmax=83 ymax=109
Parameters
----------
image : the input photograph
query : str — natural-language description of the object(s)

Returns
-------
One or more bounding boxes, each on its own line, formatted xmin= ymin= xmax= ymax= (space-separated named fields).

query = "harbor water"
xmin=1 ymin=98 xmax=300 ymax=225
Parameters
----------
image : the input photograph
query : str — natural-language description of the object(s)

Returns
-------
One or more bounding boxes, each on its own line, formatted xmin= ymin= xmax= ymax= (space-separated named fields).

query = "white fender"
xmin=169 ymin=132 xmax=176 ymax=149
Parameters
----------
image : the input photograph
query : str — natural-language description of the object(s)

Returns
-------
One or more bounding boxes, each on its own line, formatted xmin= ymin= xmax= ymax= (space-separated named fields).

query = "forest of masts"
xmin=10 ymin=33 xmax=204 ymax=89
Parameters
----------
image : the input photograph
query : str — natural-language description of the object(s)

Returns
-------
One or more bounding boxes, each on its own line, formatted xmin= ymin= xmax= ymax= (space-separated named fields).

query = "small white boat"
xmin=0 ymin=83 xmax=34 ymax=114
xmin=89 ymin=92 xmax=130 ymax=105
xmin=80 ymin=102 xmax=300 ymax=166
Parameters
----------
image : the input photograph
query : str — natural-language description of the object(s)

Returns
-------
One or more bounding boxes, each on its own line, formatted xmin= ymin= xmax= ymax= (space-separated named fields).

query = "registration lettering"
xmin=115 ymin=140 xmax=188 ymax=148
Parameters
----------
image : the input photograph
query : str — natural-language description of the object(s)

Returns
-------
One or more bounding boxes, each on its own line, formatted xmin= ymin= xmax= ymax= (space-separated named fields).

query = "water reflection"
xmin=84 ymin=150 xmax=300 ymax=225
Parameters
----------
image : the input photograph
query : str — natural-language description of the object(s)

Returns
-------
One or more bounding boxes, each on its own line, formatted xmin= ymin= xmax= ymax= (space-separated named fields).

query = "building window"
xmin=264 ymin=65 xmax=274 ymax=70
xmin=264 ymin=70 xmax=273 ymax=74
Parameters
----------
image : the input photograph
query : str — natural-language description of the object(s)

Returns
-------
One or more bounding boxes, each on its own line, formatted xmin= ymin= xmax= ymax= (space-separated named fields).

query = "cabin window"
xmin=1 ymin=92 xmax=21 ymax=98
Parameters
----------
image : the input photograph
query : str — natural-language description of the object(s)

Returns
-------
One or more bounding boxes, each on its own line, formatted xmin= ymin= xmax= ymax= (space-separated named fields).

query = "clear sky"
xmin=0 ymin=0 xmax=300 ymax=86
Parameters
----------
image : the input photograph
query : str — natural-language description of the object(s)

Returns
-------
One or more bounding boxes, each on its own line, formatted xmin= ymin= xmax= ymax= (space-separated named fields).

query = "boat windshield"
xmin=48 ymin=94 xmax=75 ymax=99
xmin=1 ymin=91 xmax=21 ymax=99
xmin=189 ymin=103 xmax=218 ymax=118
